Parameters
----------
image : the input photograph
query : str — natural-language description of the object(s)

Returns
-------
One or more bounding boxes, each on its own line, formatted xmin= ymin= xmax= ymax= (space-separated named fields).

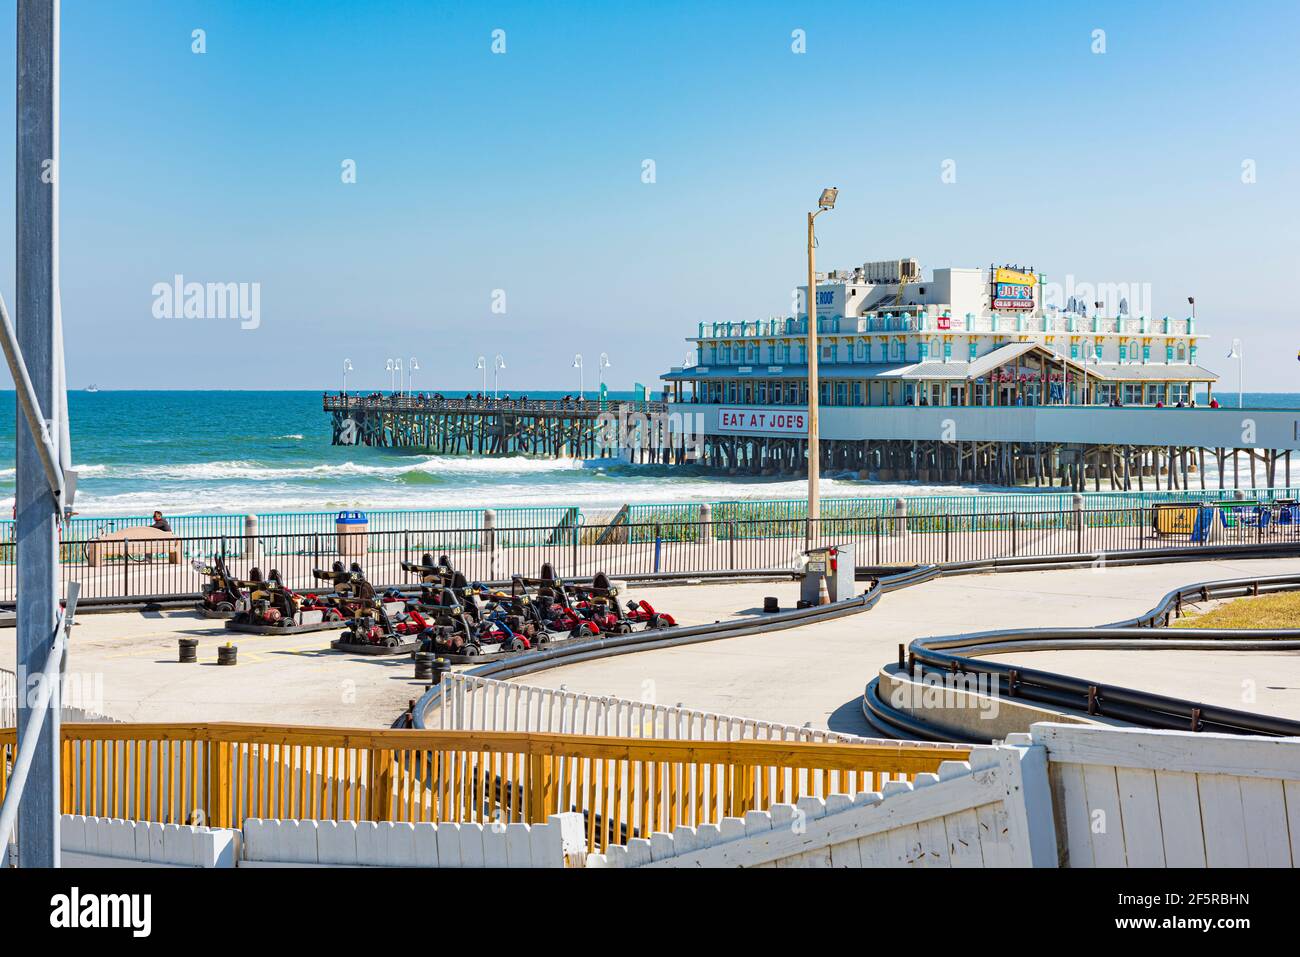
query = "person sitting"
xmin=1210 ymin=397 xmax=1220 ymax=409
xmin=151 ymin=510 xmax=172 ymax=532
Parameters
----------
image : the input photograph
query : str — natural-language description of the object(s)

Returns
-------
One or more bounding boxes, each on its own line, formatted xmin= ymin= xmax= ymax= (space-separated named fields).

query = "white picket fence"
xmin=586 ymin=723 xmax=1300 ymax=868
xmin=434 ymin=672 xmax=962 ymax=749
xmin=587 ymin=742 xmax=1055 ymax=868
xmin=241 ymin=814 xmax=585 ymax=868
xmin=1 ymin=667 xmax=14 ymax=728
xmin=14 ymin=813 xmax=584 ymax=868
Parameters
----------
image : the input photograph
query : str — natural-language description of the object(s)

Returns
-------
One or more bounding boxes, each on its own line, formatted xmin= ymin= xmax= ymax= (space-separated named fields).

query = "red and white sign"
xmin=718 ymin=407 xmax=808 ymax=434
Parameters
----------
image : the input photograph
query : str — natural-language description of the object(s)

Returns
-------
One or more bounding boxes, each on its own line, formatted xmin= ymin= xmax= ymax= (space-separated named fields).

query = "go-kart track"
xmin=13 ymin=552 xmax=1300 ymax=734
xmin=485 ymin=554 xmax=1300 ymax=735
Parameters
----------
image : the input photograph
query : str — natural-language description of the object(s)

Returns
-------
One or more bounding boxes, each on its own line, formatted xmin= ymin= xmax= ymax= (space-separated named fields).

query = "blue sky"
xmin=0 ymin=0 xmax=1295 ymax=391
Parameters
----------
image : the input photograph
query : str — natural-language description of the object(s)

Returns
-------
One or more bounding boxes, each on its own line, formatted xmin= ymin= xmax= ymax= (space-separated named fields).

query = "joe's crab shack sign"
xmin=718 ymin=407 xmax=808 ymax=434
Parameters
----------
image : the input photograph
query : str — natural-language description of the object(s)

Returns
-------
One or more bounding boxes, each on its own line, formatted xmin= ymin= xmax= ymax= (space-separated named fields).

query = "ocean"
xmin=0 ymin=390 xmax=1296 ymax=517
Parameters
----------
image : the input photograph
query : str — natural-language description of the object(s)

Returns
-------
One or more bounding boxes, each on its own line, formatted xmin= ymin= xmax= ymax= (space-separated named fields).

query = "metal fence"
xmin=5 ymin=502 xmax=1298 ymax=604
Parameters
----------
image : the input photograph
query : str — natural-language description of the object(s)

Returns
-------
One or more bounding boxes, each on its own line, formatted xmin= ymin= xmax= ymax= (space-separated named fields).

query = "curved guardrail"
xmin=864 ymin=571 xmax=1300 ymax=741
xmin=411 ymin=541 xmax=1300 ymax=731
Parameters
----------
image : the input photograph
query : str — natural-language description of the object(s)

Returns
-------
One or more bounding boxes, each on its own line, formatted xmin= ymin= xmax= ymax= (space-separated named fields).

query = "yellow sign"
xmin=1153 ymin=503 xmax=1199 ymax=535
xmin=994 ymin=268 xmax=1037 ymax=286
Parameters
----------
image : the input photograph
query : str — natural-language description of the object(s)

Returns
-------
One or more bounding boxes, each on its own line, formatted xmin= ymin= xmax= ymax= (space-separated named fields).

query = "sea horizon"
xmin=0 ymin=389 xmax=1295 ymax=518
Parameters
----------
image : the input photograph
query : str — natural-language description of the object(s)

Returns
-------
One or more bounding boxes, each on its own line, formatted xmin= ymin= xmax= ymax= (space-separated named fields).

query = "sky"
xmin=0 ymin=0 xmax=1295 ymax=392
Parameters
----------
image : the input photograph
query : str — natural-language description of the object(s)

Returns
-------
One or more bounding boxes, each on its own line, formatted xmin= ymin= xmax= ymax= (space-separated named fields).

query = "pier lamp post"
xmin=806 ymin=187 xmax=837 ymax=544
xmin=598 ymin=353 xmax=611 ymax=397
xmin=394 ymin=358 xmax=404 ymax=396
xmin=574 ymin=353 xmax=585 ymax=400
xmin=1227 ymin=339 xmax=1243 ymax=408
xmin=409 ymin=357 xmax=419 ymax=394
xmin=342 ymin=358 xmax=352 ymax=394
xmin=476 ymin=356 xmax=487 ymax=396
xmin=494 ymin=354 xmax=506 ymax=399
xmin=386 ymin=358 xmax=395 ymax=393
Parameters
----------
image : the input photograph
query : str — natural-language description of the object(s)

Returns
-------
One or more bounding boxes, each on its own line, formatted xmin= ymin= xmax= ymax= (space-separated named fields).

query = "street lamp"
xmin=1227 ymin=338 xmax=1243 ymax=408
xmin=394 ymin=358 xmax=404 ymax=396
xmin=409 ymin=357 xmax=419 ymax=394
xmin=806 ymin=186 xmax=837 ymax=543
xmin=574 ymin=353 xmax=584 ymax=400
xmin=598 ymin=353 xmax=611 ymax=397
xmin=1188 ymin=296 xmax=1196 ymax=321
xmin=476 ymin=355 xmax=487 ymax=396
xmin=342 ymin=358 xmax=352 ymax=394
xmin=494 ymin=354 xmax=506 ymax=399
xmin=385 ymin=358 xmax=395 ymax=393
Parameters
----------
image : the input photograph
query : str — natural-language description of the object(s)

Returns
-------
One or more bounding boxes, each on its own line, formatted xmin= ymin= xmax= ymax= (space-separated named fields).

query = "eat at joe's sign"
xmin=718 ymin=407 xmax=808 ymax=434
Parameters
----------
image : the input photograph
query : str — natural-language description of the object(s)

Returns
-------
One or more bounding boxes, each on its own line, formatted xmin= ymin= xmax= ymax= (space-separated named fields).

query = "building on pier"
xmin=659 ymin=259 xmax=1299 ymax=489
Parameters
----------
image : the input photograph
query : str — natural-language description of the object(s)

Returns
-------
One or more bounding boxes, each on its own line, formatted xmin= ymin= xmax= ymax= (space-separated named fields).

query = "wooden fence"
xmin=0 ymin=722 xmax=965 ymax=853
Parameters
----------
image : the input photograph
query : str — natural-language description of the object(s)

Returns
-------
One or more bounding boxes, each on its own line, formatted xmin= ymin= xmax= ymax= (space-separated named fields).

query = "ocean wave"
xmin=62 ymin=455 xmax=588 ymax=483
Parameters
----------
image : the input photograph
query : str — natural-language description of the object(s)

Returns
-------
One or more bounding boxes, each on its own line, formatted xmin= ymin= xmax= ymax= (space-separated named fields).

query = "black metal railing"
xmin=3 ymin=503 xmax=1297 ymax=604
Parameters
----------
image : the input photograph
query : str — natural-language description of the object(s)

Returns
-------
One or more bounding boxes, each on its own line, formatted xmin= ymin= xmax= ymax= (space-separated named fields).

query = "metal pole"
xmin=806 ymin=211 xmax=819 ymax=544
xmin=15 ymin=0 xmax=62 ymax=868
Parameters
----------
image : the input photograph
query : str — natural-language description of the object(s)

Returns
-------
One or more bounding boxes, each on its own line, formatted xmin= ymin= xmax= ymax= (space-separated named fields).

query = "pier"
xmin=671 ymin=402 xmax=1300 ymax=491
xmin=324 ymin=393 xmax=668 ymax=459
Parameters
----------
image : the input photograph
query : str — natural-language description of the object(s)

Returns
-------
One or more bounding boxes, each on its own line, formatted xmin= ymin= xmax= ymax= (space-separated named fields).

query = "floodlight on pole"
xmin=598 ymin=352 xmax=610 ymax=395
xmin=805 ymin=186 xmax=837 ymax=545
xmin=1227 ymin=338 xmax=1243 ymax=408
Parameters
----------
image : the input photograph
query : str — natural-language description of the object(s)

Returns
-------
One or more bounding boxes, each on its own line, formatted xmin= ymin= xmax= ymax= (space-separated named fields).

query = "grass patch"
xmin=1172 ymin=591 xmax=1300 ymax=629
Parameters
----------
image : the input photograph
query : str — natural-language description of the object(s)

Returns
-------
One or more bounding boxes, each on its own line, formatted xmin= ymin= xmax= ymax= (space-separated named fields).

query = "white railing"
xmin=0 ymin=668 xmax=14 ymax=729
xmin=433 ymin=673 xmax=962 ymax=748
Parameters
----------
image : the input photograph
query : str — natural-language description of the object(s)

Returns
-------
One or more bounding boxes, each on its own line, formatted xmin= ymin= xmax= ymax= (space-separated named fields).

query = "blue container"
xmin=336 ymin=510 xmax=368 ymax=526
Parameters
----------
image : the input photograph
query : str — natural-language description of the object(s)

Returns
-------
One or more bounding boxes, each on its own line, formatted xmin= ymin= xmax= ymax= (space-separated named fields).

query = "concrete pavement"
xmin=511 ymin=556 xmax=1300 ymax=735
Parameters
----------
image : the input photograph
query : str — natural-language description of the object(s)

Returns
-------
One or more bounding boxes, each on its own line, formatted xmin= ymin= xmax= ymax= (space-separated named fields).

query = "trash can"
xmin=336 ymin=510 xmax=368 ymax=558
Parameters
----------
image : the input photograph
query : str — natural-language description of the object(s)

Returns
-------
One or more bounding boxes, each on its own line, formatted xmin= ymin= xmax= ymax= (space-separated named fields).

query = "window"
xmin=757 ymin=382 xmax=768 ymax=404
xmin=1124 ymin=384 xmax=1143 ymax=405
xmin=746 ymin=343 xmax=757 ymax=362
xmin=890 ymin=340 xmax=903 ymax=361
xmin=820 ymin=382 xmax=831 ymax=405
xmin=821 ymin=343 xmax=833 ymax=362
xmin=835 ymin=382 xmax=848 ymax=406
xmin=852 ymin=382 xmax=863 ymax=406
xmin=1170 ymin=382 xmax=1190 ymax=404
xmin=968 ymin=342 xmax=978 ymax=361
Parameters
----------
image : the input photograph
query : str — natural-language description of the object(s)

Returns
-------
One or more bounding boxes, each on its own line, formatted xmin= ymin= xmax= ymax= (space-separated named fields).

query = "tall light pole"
xmin=386 ymin=358 xmax=395 ymax=393
xmin=394 ymin=358 xmax=403 ymax=396
xmin=806 ymin=187 xmax=837 ymax=543
xmin=574 ymin=353 xmax=585 ymax=400
xmin=409 ymin=357 xmax=419 ymax=394
xmin=598 ymin=352 xmax=611 ymax=397
xmin=1188 ymin=295 xmax=1196 ymax=321
xmin=476 ymin=355 xmax=487 ymax=396
xmin=494 ymin=354 xmax=505 ymax=399
xmin=1228 ymin=338 xmax=1243 ymax=408
xmin=342 ymin=358 xmax=352 ymax=393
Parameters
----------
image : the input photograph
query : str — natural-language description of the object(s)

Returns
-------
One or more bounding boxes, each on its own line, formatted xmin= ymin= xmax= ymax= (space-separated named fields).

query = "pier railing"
xmin=323 ymin=393 xmax=666 ymax=416
xmin=1 ymin=503 xmax=1297 ymax=604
